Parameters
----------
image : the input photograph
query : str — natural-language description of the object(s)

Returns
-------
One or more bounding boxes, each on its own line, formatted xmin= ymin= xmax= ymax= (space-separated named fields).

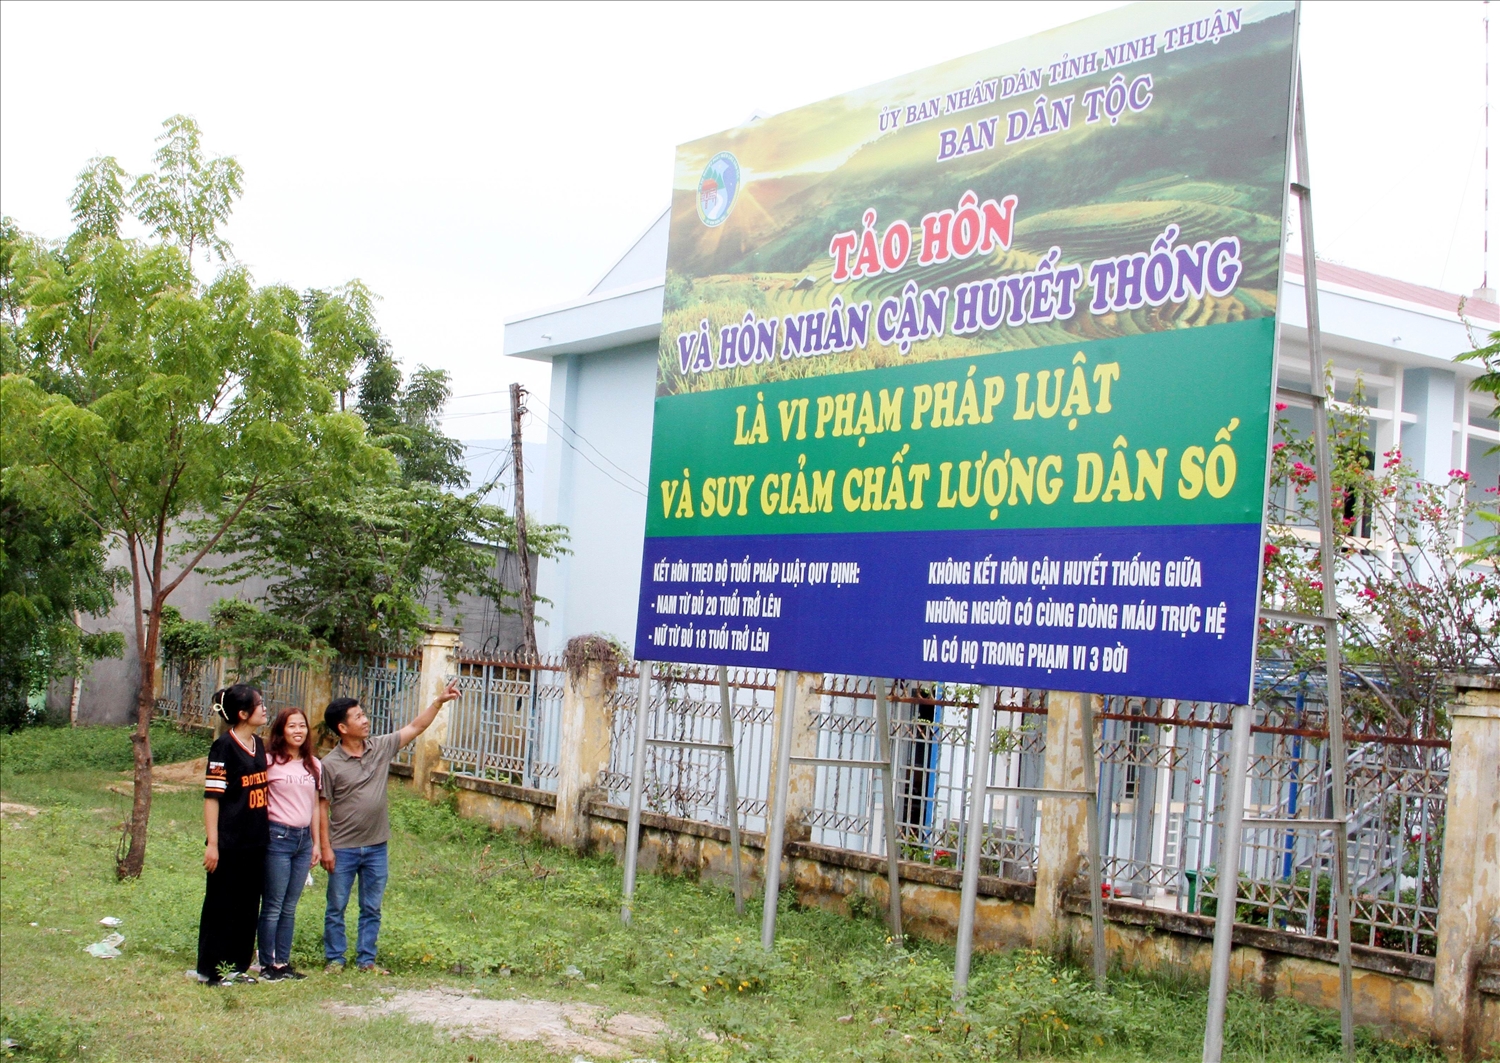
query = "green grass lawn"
xmin=1 ymin=725 xmax=1442 ymax=1062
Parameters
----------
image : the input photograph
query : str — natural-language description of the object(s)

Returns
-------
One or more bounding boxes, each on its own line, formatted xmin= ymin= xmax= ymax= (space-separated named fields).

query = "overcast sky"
xmin=1 ymin=1 xmax=1489 ymax=442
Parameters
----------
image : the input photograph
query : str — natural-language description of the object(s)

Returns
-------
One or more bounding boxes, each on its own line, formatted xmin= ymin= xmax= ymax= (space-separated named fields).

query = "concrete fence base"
xmin=370 ymin=632 xmax=1500 ymax=1056
xmin=421 ymin=766 xmax=1490 ymax=1046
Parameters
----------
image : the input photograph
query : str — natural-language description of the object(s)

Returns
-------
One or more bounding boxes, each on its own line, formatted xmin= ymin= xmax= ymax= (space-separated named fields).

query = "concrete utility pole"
xmin=510 ymin=382 xmax=537 ymax=657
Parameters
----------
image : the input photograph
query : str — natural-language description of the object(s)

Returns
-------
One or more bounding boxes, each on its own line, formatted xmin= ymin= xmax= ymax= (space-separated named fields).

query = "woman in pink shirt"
xmin=256 ymin=708 xmax=323 ymax=980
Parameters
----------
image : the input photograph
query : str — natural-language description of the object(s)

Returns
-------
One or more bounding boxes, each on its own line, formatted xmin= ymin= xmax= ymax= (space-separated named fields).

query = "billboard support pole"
xmin=954 ymin=689 xmax=1108 ymax=1005
xmin=1081 ymin=694 xmax=1107 ymax=993
xmin=1201 ymin=702 xmax=1253 ymax=1063
xmin=620 ymin=661 xmax=652 ymax=926
xmin=717 ymin=666 xmax=746 ymax=917
xmin=761 ymin=674 xmax=903 ymax=949
xmin=875 ymin=678 xmax=903 ymax=941
xmin=952 ymin=686 xmax=996 ymax=1007
xmin=1204 ymin=66 xmax=1355 ymax=1063
xmin=760 ymin=672 xmax=797 ymax=950
xmin=1289 ymin=64 xmax=1356 ymax=1063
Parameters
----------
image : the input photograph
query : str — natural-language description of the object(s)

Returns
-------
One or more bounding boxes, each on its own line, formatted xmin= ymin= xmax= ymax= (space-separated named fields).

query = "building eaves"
xmin=504 ymin=277 xmax=665 ymax=361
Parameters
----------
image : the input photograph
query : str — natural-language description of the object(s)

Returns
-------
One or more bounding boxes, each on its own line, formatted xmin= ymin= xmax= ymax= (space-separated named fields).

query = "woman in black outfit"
xmin=196 ymin=684 xmax=270 ymax=985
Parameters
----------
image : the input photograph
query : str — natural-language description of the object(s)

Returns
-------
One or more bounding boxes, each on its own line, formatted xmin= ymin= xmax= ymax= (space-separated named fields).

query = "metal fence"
xmin=331 ymin=654 xmax=422 ymax=766
xmin=155 ymin=658 xmax=315 ymax=733
xmin=440 ymin=654 xmax=562 ymax=791
xmin=602 ymin=663 xmax=778 ymax=833
xmin=808 ymin=678 xmax=1048 ymax=880
xmin=595 ymin=665 xmax=1446 ymax=958
xmin=1091 ymin=676 xmax=1447 ymax=957
xmin=153 ymin=659 xmax=218 ymax=729
xmin=258 ymin=663 xmax=308 ymax=718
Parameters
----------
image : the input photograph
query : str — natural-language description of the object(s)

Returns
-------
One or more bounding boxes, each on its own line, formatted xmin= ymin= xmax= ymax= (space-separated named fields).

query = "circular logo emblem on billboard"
xmin=696 ymin=152 xmax=740 ymax=227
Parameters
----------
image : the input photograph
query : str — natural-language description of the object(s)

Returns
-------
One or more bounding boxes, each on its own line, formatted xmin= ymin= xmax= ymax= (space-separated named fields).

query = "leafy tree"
xmin=0 ymin=488 xmax=125 ymax=729
xmin=355 ymin=345 xmax=467 ymax=488
xmin=210 ymin=477 xmax=564 ymax=657
xmin=130 ymin=114 xmax=243 ymax=264
xmin=301 ymin=281 xmax=382 ymax=411
xmin=68 ymin=157 xmax=130 ymax=244
xmin=1 ymin=116 xmax=387 ymax=877
xmin=1 ymin=218 xmax=124 ymax=729
xmin=208 ymin=598 xmax=321 ymax=680
xmin=1259 ymin=387 xmax=1500 ymax=732
xmin=157 ymin=605 xmax=219 ymax=672
xmin=204 ymin=331 xmax=548 ymax=656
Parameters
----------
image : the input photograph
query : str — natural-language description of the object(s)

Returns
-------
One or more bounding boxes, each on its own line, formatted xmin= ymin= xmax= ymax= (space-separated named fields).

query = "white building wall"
xmin=535 ymin=341 xmax=657 ymax=652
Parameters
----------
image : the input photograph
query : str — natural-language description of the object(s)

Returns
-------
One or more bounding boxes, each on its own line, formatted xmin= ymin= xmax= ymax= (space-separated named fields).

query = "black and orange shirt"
xmin=204 ymin=732 xmax=269 ymax=850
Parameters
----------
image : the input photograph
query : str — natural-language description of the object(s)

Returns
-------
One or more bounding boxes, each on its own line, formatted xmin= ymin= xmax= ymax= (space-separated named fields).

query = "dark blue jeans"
xmin=323 ymin=843 xmax=388 ymax=967
xmin=257 ymin=823 xmax=312 ymax=968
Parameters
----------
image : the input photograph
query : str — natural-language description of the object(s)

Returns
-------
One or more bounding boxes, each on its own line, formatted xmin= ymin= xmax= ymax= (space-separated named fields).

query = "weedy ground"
xmin=1 ymin=724 xmax=1443 ymax=1062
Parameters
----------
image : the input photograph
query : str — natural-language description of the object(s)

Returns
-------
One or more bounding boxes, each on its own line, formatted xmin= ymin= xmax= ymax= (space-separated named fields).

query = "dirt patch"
xmin=329 ymin=988 xmax=667 ymax=1058
xmin=1 ymin=802 xmax=40 ymax=816
xmin=106 ymin=757 xmax=207 ymax=795
xmin=147 ymin=756 xmax=208 ymax=786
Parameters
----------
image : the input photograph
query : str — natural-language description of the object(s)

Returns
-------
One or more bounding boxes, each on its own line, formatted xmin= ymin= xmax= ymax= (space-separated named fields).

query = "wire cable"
xmin=530 ymin=395 xmax=649 ymax=489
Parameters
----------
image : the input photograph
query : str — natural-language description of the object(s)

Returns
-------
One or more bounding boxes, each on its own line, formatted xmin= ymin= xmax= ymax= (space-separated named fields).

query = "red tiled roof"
xmin=1285 ymin=253 xmax=1499 ymax=325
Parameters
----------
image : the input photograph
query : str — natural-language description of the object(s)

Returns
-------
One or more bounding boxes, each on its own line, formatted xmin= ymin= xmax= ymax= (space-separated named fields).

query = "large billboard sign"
xmin=633 ymin=2 xmax=1298 ymax=703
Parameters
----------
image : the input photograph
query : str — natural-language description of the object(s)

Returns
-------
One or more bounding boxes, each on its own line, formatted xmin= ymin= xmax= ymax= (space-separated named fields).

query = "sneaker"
xmin=261 ymin=966 xmax=286 ymax=982
xmin=281 ymin=966 xmax=307 ymax=981
xmin=356 ymin=963 xmax=390 ymax=975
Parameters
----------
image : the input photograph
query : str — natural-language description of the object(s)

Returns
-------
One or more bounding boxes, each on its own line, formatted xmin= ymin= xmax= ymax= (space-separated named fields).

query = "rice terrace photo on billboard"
xmin=636 ymin=1 xmax=1298 ymax=704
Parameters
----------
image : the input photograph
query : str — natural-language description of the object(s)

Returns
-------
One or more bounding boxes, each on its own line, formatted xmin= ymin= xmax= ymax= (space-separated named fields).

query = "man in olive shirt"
xmin=319 ymin=678 xmax=459 ymax=972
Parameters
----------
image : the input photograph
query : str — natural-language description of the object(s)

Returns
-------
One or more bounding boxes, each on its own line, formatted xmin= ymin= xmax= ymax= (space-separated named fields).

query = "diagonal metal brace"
xmin=645 ymin=738 xmax=732 ymax=752
xmin=791 ymin=755 xmax=888 ymax=769
xmin=1260 ymin=609 xmax=1335 ymax=627
xmin=986 ymin=785 xmax=1095 ymax=800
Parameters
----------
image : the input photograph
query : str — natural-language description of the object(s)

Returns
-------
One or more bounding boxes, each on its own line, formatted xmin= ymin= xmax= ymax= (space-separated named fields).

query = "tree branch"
xmin=158 ymin=480 xmax=260 ymax=599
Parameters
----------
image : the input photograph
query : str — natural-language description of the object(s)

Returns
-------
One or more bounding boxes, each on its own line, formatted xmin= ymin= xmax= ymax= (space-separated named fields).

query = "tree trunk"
xmin=117 ymin=607 xmax=160 ymax=880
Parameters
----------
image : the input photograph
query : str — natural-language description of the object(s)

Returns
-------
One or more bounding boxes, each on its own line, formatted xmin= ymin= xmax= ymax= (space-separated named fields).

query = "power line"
xmin=553 ymin=430 xmax=648 ymax=497
xmin=530 ymin=395 xmax=649 ymax=489
xmin=448 ymin=392 xmax=649 ymax=497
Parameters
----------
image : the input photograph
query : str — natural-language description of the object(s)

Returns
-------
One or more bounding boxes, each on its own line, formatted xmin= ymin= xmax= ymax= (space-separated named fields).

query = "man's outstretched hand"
xmin=399 ymin=677 xmax=463 ymax=746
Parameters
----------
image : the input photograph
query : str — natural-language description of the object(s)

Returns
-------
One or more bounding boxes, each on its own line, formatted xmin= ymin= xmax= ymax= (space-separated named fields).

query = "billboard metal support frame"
xmin=621 ymin=661 xmax=652 ymax=926
xmin=760 ymin=673 xmax=906 ymax=949
xmin=717 ymin=666 xmax=746 ymax=917
xmin=760 ymin=674 xmax=797 ymax=949
xmin=622 ymin=662 xmax=749 ymax=923
xmin=953 ymin=689 xmax=1106 ymax=1005
xmin=875 ymin=678 xmax=904 ymax=941
xmin=1202 ymin=64 xmax=1355 ymax=1063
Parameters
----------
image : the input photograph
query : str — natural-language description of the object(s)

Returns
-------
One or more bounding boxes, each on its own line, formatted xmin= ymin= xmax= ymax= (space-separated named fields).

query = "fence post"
xmin=1433 ymin=675 xmax=1500 ymax=1056
xmin=411 ymin=626 xmax=462 ymax=797
xmin=556 ymin=639 xmax=616 ymax=851
xmin=1031 ymin=690 xmax=1092 ymax=950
